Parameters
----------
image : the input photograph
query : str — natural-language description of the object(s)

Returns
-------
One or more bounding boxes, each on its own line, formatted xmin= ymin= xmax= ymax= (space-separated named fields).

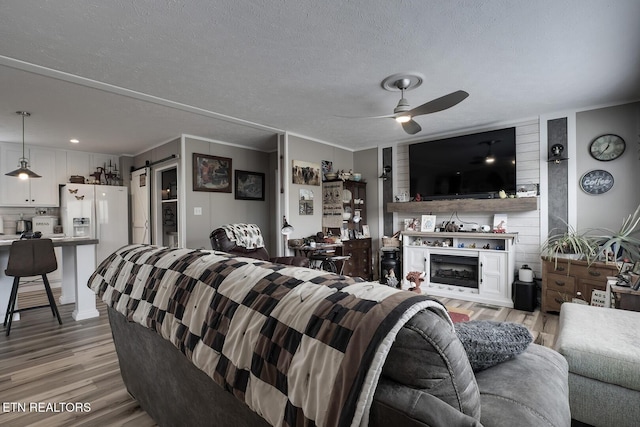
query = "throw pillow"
xmin=454 ymin=320 xmax=532 ymax=372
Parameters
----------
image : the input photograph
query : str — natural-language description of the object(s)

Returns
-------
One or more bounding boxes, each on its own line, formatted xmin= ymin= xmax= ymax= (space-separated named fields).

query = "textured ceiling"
xmin=0 ymin=0 xmax=639 ymax=156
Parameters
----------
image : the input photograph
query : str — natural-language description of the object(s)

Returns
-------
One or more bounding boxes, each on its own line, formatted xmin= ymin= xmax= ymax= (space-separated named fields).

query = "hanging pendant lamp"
xmin=6 ymin=111 xmax=41 ymax=180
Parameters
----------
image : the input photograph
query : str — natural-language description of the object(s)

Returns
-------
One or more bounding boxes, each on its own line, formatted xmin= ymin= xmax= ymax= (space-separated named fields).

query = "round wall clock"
xmin=580 ymin=169 xmax=614 ymax=195
xmin=589 ymin=134 xmax=625 ymax=161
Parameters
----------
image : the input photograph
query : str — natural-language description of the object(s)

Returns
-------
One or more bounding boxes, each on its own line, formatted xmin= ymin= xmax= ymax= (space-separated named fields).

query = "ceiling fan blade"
xmin=402 ymin=119 xmax=422 ymax=135
xmin=336 ymin=113 xmax=396 ymax=119
xmin=409 ymin=90 xmax=469 ymax=117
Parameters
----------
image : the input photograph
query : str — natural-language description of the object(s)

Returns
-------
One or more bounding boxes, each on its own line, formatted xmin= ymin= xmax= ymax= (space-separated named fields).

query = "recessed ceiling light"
xmin=70 ymin=139 xmax=79 ymax=144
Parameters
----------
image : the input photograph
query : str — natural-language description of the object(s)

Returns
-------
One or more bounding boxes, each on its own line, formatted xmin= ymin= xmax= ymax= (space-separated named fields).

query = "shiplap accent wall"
xmin=395 ymin=119 xmax=542 ymax=276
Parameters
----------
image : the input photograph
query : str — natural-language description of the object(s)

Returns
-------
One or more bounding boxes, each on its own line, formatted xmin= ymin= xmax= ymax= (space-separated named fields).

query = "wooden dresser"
xmin=339 ymin=238 xmax=372 ymax=280
xmin=541 ymin=258 xmax=618 ymax=313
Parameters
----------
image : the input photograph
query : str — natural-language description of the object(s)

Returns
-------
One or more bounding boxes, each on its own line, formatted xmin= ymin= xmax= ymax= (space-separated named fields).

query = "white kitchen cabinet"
xmin=0 ymin=143 xmax=58 ymax=207
xmin=66 ymin=151 xmax=119 ymax=184
xmin=66 ymin=151 xmax=91 ymax=179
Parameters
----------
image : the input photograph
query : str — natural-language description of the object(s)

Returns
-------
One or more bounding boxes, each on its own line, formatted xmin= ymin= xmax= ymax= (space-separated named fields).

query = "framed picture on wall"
xmin=234 ymin=170 xmax=265 ymax=200
xmin=292 ymin=160 xmax=321 ymax=186
xmin=193 ymin=153 xmax=232 ymax=193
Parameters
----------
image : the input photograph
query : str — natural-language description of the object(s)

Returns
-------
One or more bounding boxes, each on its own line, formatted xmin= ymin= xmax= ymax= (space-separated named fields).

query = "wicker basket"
xmin=382 ymin=237 xmax=400 ymax=248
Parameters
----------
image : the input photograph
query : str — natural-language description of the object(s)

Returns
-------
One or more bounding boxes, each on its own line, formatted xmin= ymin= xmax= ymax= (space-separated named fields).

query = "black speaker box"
xmin=513 ymin=280 xmax=537 ymax=312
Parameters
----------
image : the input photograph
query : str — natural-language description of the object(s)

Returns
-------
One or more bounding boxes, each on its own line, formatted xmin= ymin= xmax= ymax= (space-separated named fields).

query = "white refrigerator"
xmin=60 ymin=184 xmax=129 ymax=264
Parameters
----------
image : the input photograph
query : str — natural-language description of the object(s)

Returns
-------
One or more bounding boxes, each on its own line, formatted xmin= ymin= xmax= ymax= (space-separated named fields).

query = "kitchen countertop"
xmin=0 ymin=235 xmax=98 ymax=247
xmin=0 ymin=235 xmax=100 ymax=322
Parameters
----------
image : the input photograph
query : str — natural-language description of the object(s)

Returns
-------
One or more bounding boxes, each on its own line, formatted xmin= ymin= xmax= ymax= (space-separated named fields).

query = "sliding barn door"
xmin=131 ymin=168 xmax=150 ymax=244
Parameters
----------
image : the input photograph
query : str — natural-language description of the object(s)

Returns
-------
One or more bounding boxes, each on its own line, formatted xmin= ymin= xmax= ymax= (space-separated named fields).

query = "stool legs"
xmin=4 ymin=277 xmax=20 ymax=336
xmin=42 ymin=274 xmax=62 ymax=325
xmin=3 ymin=275 xmax=62 ymax=336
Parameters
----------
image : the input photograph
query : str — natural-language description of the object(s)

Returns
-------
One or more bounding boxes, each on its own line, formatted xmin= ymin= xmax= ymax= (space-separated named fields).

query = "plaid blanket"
xmin=88 ymin=245 xmax=450 ymax=427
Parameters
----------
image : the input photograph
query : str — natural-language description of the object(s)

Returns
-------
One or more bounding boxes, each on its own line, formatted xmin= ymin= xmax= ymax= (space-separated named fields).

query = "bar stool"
xmin=3 ymin=238 xmax=62 ymax=336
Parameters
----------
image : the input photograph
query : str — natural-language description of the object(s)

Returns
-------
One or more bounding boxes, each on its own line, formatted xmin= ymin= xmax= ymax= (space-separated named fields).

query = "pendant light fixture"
xmin=6 ymin=111 xmax=41 ymax=179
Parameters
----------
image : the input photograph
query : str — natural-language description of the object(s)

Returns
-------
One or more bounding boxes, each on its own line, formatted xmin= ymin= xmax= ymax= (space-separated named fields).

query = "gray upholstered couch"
xmin=99 ymin=249 xmax=570 ymax=427
xmin=555 ymin=303 xmax=640 ymax=427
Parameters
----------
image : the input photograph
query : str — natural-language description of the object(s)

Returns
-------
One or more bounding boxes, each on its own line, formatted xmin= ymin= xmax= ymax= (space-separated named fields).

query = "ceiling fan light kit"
xmin=377 ymin=73 xmax=469 ymax=135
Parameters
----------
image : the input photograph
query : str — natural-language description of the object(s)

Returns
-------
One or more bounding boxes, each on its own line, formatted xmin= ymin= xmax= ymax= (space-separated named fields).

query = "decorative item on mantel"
xmin=395 ymin=191 xmax=410 ymax=202
xmin=516 ymin=183 xmax=539 ymax=198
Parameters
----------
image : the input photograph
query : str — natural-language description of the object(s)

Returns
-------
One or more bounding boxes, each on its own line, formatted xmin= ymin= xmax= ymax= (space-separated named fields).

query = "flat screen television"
xmin=409 ymin=127 xmax=516 ymax=200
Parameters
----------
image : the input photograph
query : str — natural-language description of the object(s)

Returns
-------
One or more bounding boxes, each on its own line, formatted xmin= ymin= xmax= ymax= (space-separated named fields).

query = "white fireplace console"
xmin=402 ymin=231 xmax=517 ymax=307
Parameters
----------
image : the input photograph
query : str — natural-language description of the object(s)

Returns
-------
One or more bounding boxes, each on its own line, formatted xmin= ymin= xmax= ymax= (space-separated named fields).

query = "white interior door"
xmin=131 ymin=168 xmax=150 ymax=244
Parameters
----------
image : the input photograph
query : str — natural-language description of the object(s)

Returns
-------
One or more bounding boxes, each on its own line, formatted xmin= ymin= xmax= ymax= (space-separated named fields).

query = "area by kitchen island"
xmin=0 ymin=237 xmax=99 ymax=322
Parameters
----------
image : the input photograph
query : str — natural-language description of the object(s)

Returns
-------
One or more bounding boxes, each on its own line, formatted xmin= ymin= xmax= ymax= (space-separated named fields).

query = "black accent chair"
xmin=3 ymin=238 xmax=62 ymax=336
xmin=210 ymin=225 xmax=309 ymax=268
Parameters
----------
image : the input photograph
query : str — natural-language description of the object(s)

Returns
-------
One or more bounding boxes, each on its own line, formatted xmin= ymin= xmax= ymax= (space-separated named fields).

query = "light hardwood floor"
xmin=1 ymin=289 xmax=558 ymax=427
xmin=439 ymin=296 xmax=560 ymax=347
xmin=1 ymin=289 xmax=156 ymax=427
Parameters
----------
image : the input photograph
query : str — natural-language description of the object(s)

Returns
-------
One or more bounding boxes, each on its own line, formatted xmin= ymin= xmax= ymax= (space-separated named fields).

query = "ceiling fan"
xmin=365 ymin=74 xmax=469 ymax=135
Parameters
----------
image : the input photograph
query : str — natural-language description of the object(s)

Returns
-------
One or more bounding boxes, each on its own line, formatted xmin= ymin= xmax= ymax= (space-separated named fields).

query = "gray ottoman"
xmin=554 ymin=303 xmax=640 ymax=427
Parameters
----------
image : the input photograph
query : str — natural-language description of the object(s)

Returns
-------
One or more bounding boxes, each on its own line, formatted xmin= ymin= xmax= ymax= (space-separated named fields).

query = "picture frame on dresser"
xmin=420 ymin=215 xmax=436 ymax=232
xmin=621 ymin=261 xmax=635 ymax=274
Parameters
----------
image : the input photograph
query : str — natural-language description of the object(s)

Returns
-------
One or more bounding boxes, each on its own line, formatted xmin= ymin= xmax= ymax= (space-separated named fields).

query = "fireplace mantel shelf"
xmin=402 ymin=231 xmax=519 ymax=240
xmin=387 ymin=197 xmax=538 ymax=214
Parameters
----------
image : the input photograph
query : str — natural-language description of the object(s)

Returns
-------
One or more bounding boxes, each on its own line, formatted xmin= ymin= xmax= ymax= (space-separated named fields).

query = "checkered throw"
xmin=222 ymin=223 xmax=265 ymax=249
xmin=88 ymin=245 xmax=450 ymax=427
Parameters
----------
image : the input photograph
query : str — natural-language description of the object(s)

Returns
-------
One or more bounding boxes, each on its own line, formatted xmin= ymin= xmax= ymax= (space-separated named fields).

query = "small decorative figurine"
xmin=386 ymin=269 xmax=399 ymax=288
xmin=406 ymin=271 xmax=426 ymax=293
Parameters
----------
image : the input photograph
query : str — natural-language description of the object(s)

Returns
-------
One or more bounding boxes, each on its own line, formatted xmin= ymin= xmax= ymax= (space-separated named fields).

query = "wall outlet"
xmin=194 ymin=207 xmax=202 ymax=215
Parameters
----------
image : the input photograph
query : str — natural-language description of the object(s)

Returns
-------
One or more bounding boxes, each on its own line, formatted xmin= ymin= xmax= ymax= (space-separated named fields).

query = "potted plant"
xmin=541 ymin=224 xmax=599 ymax=268
xmin=593 ymin=203 xmax=640 ymax=263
